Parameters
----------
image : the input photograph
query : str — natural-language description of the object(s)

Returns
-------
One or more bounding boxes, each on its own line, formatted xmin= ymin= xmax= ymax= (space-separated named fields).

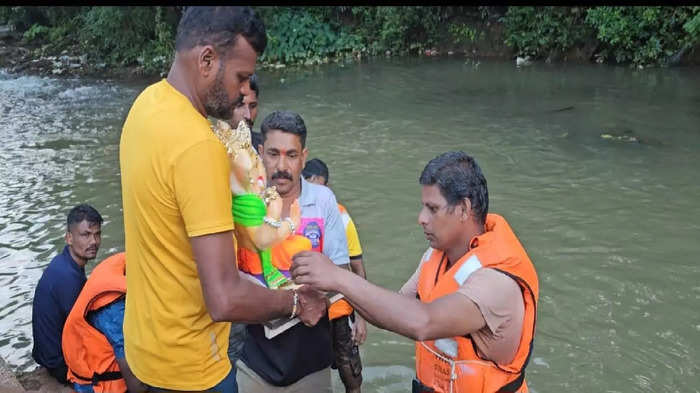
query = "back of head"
xmin=66 ymin=204 xmax=103 ymax=231
xmin=302 ymin=158 xmax=329 ymax=184
xmin=175 ymin=6 xmax=267 ymax=56
xmin=419 ymin=151 xmax=489 ymax=225
xmin=260 ymin=111 xmax=307 ymax=148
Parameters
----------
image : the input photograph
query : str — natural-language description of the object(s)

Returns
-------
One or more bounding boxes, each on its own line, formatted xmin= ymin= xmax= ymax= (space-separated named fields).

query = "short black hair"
xmin=260 ymin=111 xmax=307 ymax=148
xmin=251 ymin=131 xmax=263 ymax=150
xmin=419 ymin=151 xmax=489 ymax=225
xmin=249 ymin=73 xmax=260 ymax=98
xmin=175 ymin=6 xmax=267 ymax=56
xmin=302 ymin=158 xmax=329 ymax=184
xmin=66 ymin=204 xmax=103 ymax=232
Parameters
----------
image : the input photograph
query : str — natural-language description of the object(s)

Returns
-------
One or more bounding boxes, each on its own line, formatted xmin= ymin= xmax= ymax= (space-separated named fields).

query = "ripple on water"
xmin=2 ymin=61 xmax=700 ymax=393
xmin=0 ymin=71 xmax=138 ymax=373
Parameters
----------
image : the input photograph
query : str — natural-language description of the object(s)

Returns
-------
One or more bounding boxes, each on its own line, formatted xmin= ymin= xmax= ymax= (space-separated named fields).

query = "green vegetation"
xmin=503 ymin=7 xmax=592 ymax=59
xmin=585 ymin=6 xmax=698 ymax=65
xmin=1 ymin=6 xmax=699 ymax=76
xmin=502 ymin=6 xmax=700 ymax=66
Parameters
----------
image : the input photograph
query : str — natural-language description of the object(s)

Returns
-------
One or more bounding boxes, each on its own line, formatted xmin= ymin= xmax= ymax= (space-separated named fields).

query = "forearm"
xmin=192 ymin=231 xmax=294 ymax=323
xmin=349 ymin=258 xmax=366 ymax=279
xmin=335 ymin=269 xmax=431 ymax=341
xmin=222 ymin=279 xmax=294 ymax=323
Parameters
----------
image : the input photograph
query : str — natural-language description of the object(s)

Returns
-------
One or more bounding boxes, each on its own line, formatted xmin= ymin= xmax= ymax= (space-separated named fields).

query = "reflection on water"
xmin=1 ymin=60 xmax=699 ymax=392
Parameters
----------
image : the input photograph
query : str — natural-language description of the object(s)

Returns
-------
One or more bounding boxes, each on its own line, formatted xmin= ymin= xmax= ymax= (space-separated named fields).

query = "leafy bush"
xmin=79 ymin=7 xmax=165 ymax=66
xmin=585 ymin=6 xmax=699 ymax=65
xmin=449 ymin=23 xmax=481 ymax=46
xmin=503 ymin=6 xmax=591 ymax=58
xmin=684 ymin=7 xmax=700 ymax=41
xmin=22 ymin=23 xmax=50 ymax=41
xmin=256 ymin=7 xmax=363 ymax=64
xmin=348 ymin=6 xmax=445 ymax=54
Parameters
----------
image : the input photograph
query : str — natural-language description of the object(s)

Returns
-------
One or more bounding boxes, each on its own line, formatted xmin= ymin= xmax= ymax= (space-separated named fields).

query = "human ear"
xmin=198 ymin=46 xmax=217 ymax=77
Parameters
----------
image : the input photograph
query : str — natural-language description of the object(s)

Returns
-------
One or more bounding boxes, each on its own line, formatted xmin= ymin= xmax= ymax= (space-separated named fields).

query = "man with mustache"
xmin=119 ymin=7 xmax=326 ymax=393
xmin=231 ymin=72 xmax=263 ymax=155
xmin=232 ymin=73 xmax=259 ymax=130
xmin=292 ymin=152 xmax=539 ymax=393
xmin=236 ymin=111 xmax=350 ymax=392
xmin=32 ymin=204 xmax=103 ymax=385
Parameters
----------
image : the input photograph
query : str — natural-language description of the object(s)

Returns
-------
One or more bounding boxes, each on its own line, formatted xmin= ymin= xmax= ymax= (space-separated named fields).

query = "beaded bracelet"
xmin=283 ymin=217 xmax=296 ymax=234
xmin=263 ymin=216 xmax=282 ymax=228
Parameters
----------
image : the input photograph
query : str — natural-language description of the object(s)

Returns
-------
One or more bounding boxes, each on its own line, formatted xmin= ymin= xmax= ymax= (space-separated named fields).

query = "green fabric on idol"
xmin=232 ymin=193 xmax=288 ymax=289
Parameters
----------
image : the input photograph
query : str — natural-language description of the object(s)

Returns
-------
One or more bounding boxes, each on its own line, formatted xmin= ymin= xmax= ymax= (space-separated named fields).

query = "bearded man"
xmin=119 ymin=7 xmax=326 ymax=393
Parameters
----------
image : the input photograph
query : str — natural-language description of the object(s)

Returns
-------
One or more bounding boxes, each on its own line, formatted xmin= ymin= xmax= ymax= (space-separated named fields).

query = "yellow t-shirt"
xmin=329 ymin=203 xmax=363 ymax=320
xmin=338 ymin=203 xmax=363 ymax=258
xmin=120 ymin=79 xmax=234 ymax=390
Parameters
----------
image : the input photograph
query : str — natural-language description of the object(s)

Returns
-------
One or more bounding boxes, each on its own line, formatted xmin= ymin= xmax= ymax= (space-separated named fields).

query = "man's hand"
xmin=352 ymin=315 xmax=367 ymax=345
xmin=291 ymin=250 xmax=342 ymax=291
xmin=296 ymin=284 xmax=327 ymax=327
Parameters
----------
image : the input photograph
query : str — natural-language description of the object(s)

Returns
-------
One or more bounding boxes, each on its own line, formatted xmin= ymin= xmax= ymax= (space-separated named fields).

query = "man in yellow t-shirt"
xmin=119 ymin=7 xmax=326 ymax=393
xmin=303 ymin=158 xmax=367 ymax=393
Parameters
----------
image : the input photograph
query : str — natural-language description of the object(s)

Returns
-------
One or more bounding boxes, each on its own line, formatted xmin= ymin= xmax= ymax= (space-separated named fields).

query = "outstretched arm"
xmin=191 ymin=231 xmax=325 ymax=325
xmin=291 ymin=251 xmax=486 ymax=341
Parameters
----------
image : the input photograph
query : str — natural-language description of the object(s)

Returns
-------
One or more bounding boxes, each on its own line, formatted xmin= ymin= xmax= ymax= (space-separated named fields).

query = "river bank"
xmin=0 ymin=34 xmax=153 ymax=80
xmin=0 ymin=356 xmax=72 ymax=393
xmin=8 ymin=19 xmax=699 ymax=82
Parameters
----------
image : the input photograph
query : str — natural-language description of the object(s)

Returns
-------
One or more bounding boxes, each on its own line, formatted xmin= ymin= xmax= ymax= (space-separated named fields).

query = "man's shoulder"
xmin=124 ymin=80 xmax=212 ymax=140
xmin=42 ymin=252 xmax=69 ymax=277
xmin=302 ymin=181 xmax=337 ymax=208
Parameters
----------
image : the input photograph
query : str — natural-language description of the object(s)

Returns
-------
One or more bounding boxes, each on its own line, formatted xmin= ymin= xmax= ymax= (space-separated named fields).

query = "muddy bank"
xmin=0 ymin=34 xmax=157 ymax=80
xmin=0 ymin=356 xmax=72 ymax=393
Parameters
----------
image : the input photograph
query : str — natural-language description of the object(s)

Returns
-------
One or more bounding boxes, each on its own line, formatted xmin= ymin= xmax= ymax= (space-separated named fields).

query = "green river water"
xmin=1 ymin=58 xmax=699 ymax=392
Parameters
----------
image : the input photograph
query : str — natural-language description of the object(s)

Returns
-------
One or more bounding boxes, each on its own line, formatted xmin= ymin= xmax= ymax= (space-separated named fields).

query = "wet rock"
xmin=52 ymin=68 xmax=64 ymax=75
xmin=0 ymin=25 xmax=15 ymax=40
xmin=69 ymin=63 xmax=81 ymax=69
xmin=516 ymin=56 xmax=532 ymax=67
xmin=0 ymin=356 xmax=23 ymax=391
xmin=79 ymin=54 xmax=88 ymax=64
xmin=17 ymin=367 xmax=74 ymax=392
xmin=600 ymin=133 xmax=640 ymax=143
xmin=385 ymin=50 xmax=391 ymax=56
xmin=447 ymin=50 xmax=454 ymax=56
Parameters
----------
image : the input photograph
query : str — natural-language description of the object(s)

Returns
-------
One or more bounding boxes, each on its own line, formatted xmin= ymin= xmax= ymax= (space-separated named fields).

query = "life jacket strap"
xmin=71 ymin=369 xmax=123 ymax=385
xmin=498 ymin=370 xmax=525 ymax=393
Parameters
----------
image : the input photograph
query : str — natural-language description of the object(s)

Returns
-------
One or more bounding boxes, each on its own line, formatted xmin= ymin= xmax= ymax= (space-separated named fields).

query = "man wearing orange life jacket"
xmin=303 ymin=157 xmax=367 ymax=393
xmin=292 ymin=151 xmax=539 ymax=393
xmin=62 ymin=252 xmax=145 ymax=393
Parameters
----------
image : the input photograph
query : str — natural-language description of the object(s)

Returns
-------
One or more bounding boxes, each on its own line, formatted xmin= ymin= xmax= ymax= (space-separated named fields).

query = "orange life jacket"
xmin=62 ymin=253 xmax=127 ymax=393
xmin=415 ymin=214 xmax=539 ymax=393
xmin=328 ymin=203 xmax=354 ymax=320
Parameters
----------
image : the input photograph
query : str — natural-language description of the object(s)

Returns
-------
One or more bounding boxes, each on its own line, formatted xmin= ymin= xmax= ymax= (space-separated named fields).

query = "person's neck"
xmin=68 ymin=246 xmax=86 ymax=268
xmin=445 ymin=221 xmax=484 ymax=267
xmin=279 ymin=177 xmax=302 ymax=216
xmin=166 ymin=58 xmax=206 ymax=117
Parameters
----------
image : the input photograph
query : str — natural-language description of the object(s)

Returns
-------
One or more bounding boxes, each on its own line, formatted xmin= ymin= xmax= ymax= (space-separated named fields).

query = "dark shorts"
xmin=331 ymin=314 xmax=362 ymax=378
xmin=146 ymin=366 xmax=237 ymax=393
